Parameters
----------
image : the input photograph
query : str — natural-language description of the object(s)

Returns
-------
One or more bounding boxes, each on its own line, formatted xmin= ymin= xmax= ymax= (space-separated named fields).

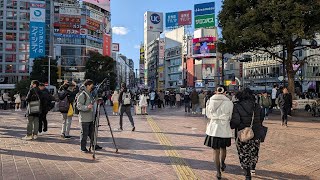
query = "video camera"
xmin=92 ymin=78 xmax=110 ymax=99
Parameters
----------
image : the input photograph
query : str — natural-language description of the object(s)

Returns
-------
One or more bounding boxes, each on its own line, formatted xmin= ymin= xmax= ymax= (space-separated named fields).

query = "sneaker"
xmin=251 ymin=170 xmax=256 ymax=175
xmin=60 ymin=134 xmax=65 ymax=138
xmin=38 ymin=132 xmax=42 ymax=136
xmin=42 ymin=131 xmax=47 ymax=135
xmin=81 ymin=149 xmax=89 ymax=153
xmin=33 ymin=135 xmax=38 ymax=140
xmin=22 ymin=135 xmax=33 ymax=141
xmin=118 ymin=127 xmax=123 ymax=131
xmin=64 ymin=136 xmax=71 ymax=139
xmin=132 ymin=127 xmax=135 ymax=132
xmin=93 ymin=145 xmax=103 ymax=150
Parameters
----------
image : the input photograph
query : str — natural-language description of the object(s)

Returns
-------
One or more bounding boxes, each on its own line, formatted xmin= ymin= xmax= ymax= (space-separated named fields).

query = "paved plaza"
xmin=0 ymin=107 xmax=320 ymax=180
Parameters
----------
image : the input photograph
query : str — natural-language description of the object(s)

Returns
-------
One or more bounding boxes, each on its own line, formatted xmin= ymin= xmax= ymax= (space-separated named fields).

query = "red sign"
xmin=60 ymin=17 xmax=81 ymax=23
xmin=103 ymin=34 xmax=111 ymax=56
xmin=239 ymin=63 xmax=243 ymax=78
xmin=178 ymin=10 xmax=192 ymax=26
xmin=86 ymin=19 xmax=100 ymax=29
xmin=54 ymin=23 xmax=81 ymax=29
xmin=187 ymin=58 xmax=195 ymax=87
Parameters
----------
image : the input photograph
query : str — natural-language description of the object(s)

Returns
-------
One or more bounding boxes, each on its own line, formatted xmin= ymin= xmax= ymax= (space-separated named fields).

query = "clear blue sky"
xmin=111 ymin=0 xmax=223 ymax=70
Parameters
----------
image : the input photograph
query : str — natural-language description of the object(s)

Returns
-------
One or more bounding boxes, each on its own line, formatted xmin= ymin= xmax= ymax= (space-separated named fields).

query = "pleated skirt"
xmin=204 ymin=135 xmax=231 ymax=149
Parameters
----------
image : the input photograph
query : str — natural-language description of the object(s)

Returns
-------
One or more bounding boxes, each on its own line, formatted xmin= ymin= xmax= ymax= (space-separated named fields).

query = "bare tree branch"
xmin=293 ymin=54 xmax=320 ymax=73
xmin=258 ymin=48 xmax=284 ymax=62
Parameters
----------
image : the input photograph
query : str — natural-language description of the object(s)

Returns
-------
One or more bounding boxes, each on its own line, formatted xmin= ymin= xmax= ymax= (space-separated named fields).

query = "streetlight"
xmin=48 ymin=56 xmax=52 ymax=87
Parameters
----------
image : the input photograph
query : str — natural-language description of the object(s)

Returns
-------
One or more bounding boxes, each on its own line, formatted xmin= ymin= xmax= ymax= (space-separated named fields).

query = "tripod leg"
xmin=102 ymin=103 xmax=118 ymax=152
xmin=92 ymin=103 xmax=100 ymax=159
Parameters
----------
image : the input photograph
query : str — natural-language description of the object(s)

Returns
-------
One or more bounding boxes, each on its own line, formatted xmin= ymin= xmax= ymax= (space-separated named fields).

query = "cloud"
xmin=112 ymin=27 xmax=129 ymax=35
xmin=134 ymin=45 xmax=140 ymax=49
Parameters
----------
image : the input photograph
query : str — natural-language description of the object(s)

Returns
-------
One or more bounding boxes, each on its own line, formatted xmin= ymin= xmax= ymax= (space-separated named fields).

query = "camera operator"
xmin=58 ymin=80 xmax=79 ymax=139
xmin=77 ymin=79 xmax=102 ymax=153
xmin=118 ymin=83 xmax=135 ymax=131
xmin=22 ymin=80 xmax=42 ymax=140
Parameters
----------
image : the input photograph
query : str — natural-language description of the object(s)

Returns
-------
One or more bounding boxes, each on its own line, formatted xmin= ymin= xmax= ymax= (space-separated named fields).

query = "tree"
xmin=219 ymin=0 xmax=320 ymax=95
xmin=84 ymin=51 xmax=116 ymax=90
xmin=30 ymin=57 xmax=59 ymax=86
xmin=15 ymin=79 xmax=31 ymax=96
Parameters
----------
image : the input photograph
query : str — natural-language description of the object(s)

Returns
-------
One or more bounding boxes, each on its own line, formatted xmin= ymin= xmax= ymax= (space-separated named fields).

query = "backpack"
xmin=59 ymin=95 xmax=69 ymax=113
xmin=122 ymin=91 xmax=131 ymax=105
xmin=74 ymin=91 xmax=87 ymax=114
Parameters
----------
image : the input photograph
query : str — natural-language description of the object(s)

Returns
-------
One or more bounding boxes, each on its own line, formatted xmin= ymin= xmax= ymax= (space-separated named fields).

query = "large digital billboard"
xmin=192 ymin=37 xmax=217 ymax=58
xmin=194 ymin=2 xmax=215 ymax=29
xmin=83 ymin=0 xmax=110 ymax=12
xmin=30 ymin=1 xmax=46 ymax=59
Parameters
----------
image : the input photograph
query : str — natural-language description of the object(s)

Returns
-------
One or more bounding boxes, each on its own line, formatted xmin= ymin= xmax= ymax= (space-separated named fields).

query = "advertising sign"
xmin=140 ymin=47 xmax=144 ymax=64
xmin=30 ymin=1 xmax=46 ymax=59
xmin=165 ymin=12 xmax=178 ymax=28
xmin=59 ymin=7 xmax=80 ymax=15
xmin=194 ymin=2 xmax=215 ymax=16
xmin=112 ymin=43 xmax=120 ymax=52
xmin=103 ymin=34 xmax=111 ymax=56
xmin=54 ymin=28 xmax=80 ymax=34
xmin=59 ymin=16 xmax=81 ymax=23
xmin=144 ymin=12 xmax=163 ymax=32
xmin=158 ymin=66 xmax=164 ymax=81
xmin=159 ymin=39 xmax=165 ymax=66
xmin=195 ymin=14 xmax=215 ymax=29
xmin=193 ymin=37 xmax=217 ymax=58
xmin=54 ymin=23 xmax=81 ymax=29
xmin=178 ymin=10 xmax=192 ymax=26
xmin=83 ymin=0 xmax=110 ymax=12
xmin=202 ymin=64 xmax=215 ymax=80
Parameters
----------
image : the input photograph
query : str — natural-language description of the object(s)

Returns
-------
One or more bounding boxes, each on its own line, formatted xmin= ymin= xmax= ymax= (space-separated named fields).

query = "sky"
xmin=111 ymin=0 xmax=223 ymax=70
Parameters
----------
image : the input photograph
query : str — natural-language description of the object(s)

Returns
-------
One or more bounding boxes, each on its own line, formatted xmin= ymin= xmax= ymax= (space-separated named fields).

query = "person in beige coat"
xmin=199 ymin=91 xmax=206 ymax=112
xmin=111 ymin=91 xmax=119 ymax=115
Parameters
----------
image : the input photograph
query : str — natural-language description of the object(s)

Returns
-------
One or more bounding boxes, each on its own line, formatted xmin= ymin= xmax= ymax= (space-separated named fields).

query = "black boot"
xmin=244 ymin=168 xmax=251 ymax=180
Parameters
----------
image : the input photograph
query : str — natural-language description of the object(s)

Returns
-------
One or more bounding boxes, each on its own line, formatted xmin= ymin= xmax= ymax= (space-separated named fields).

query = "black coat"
xmin=40 ymin=89 xmax=54 ymax=114
xmin=278 ymin=93 xmax=292 ymax=109
xmin=230 ymin=100 xmax=265 ymax=140
xmin=58 ymin=86 xmax=79 ymax=104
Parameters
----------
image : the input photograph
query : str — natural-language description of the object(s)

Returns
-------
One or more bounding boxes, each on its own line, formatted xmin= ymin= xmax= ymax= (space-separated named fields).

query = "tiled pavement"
xmin=0 ymin=106 xmax=320 ymax=180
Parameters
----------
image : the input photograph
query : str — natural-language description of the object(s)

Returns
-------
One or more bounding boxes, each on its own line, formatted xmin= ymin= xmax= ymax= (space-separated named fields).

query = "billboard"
xmin=59 ymin=7 xmax=80 ymax=15
xmin=103 ymin=34 xmax=111 ymax=56
xmin=202 ymin=64 xmax=215 ymax=79
xmin=194 ymin=2 xmax=215 ymax=29
xmin=166 ymin=10 xmax=192 ymax=29
xmin=159 ymin=39 xmax=165 ymax=66
xmin=112 ymin=43 xmax=119 ymax=52
xmin=30 ymin=1 xmax=46 ymax=59
xmin=192 ymin=37 xmax=217 ymax=58
xmin=83 ymin=0 xmax=110 ymax=12
xmin=144 ymin=11 xmax=163 ymax=32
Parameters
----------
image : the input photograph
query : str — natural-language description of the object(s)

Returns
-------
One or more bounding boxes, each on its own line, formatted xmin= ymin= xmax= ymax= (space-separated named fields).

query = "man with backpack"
xmin=38 ymin=83 xmax=55 ymax=135
xmin=118 ymin=83 xmax=135 ymax=131
xmin=58 ymin=80 xmax=79 ymax=139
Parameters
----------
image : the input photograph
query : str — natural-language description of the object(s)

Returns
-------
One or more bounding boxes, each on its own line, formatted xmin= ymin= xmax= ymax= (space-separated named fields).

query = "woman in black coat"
xmin=230 ymin=88 xmax=265 ymax=180
xmin=278 ymin=87 xmax=292 ymax=126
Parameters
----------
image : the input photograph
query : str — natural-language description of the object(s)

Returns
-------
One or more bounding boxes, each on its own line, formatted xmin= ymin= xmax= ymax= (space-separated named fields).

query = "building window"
xmin=6 ymin=11 xmax=17 ymax=20
xmin=0 ymin=32 xmax=2 ymax=40
xmin=6 ymin=22 xmax=17 ymax=30
xmin=5 ymin=43 xmax=16 ymax=51
xmin=19 ymin=23 xmax=29 ymax=31
xmin=5 ymin=54 xmax=16 ymax=62
xmin=20 ymin=1 xmax=28 ymax=10
xmin=6 ymin=0 xmax=18 ymax=9
xmin=20 ymin=12 xmax=29 ymax=20
xmin=6 ymin=33 xmax=16 ymax=41
xmin=6 ymin=64 xmax=15 ymax=73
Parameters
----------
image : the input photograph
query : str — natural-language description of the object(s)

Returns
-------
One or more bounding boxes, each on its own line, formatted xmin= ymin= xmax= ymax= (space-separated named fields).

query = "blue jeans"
xmin=264 ymin=107 xmax=269 ymax=117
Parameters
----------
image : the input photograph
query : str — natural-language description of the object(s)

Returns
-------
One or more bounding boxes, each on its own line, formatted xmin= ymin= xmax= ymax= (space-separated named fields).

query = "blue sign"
xmin=29 ymin=22 xmax=45 ymax=58
xmin=194 ymin=2 xmax=215 ymax=16
xmin=165 ymin=12 xmax=179 ymax=28
xmin=150 ymin=13 xmax=161 ymax=24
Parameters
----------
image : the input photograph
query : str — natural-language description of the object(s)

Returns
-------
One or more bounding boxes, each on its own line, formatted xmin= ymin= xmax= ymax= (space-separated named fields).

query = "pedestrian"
xmin=118 ymin=83 xmax=135 ymax=131
xmin=169 ymin=91 xmax=176 ymax=107
xmin=111 ymin=90 xmax=119 ymax=115
xmin=58 ymin=80 xmax=79 ymax=139
xmin=139 ymin=92 xmax=148 ymax=115
xmin=164 ymin=92 xmax=169 ymax=106
xmin=259 ymin=92 xmax=272 ymax=120
xmin=175 ymin=93 xmax=181 ymax=107
xmin=22 ymin=80 xmax=42 ymax=140
xmin=204 ymin=86 xmax=233 ymax=179
xmin=14 ymin=92 xmax=22 ymax=111
xmin=2 ymin=91 xmax=10 ymax=110
xmin=184 ymin=92 xmax=191 ymax=113
xmin=76 ymin=79 xmax=102 ymax=153
xmin=230 ymin=88 xmax=265 ymax=180
xmin=199 ymin=91 xmax=206 ymax=113
xmin=38 ymin=83 xmax=55 ymax=135
xmin=278 ymin=87 xmax=292 ymax=127
xmin=190 ymin=89 xmax=199 ymax=114
xmin=149 ymin=90 xmax=156 ymax=110
xmin=146 ymin=92 xmax=150 ymax=106
xmin=271 ymin=84 xmax=278 ymax=110
xmin=158 ymin=90 xmax=165 ymax=108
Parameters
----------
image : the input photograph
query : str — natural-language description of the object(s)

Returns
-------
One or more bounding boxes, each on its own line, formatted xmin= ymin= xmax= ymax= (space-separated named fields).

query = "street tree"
xmin=219 ymin=0 xmax=320 ymax=95
xmin=84 ymin=51 xmax=116 ymax=90
xmin=30 ymin=57 xmax=58 ymax=86
xmin=15 ymin=79 xmax=31 ymax=96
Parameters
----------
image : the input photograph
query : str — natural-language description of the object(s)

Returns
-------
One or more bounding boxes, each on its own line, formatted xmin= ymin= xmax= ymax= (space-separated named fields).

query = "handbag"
xmin=27 ymin=90 xmax=41 ymax=114
xmin=67 ymin=104 xmax=74 ymax=117
xmin=237 ymin=109 xmax=255 ymax=142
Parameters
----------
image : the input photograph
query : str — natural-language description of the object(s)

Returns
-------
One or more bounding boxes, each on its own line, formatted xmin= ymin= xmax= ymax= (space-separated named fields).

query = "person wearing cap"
xmin=118 ymin=83 xmax=135 ymax=131
xmin=204 ymin=86 xmax=233 ymax=179
xmin=22 ymin=80 xmax=42 ymax=140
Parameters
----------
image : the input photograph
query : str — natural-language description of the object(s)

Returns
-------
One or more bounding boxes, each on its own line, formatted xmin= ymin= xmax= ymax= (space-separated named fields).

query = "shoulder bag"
xmin=27 ymin=90 xmax=41 ymax=114
xmin=237 ymin=105 xmax=255 ymax=142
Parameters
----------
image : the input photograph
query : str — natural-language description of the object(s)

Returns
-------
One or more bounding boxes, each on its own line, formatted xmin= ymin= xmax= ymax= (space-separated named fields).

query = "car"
xmin=292 ymin=98 xmax=318 ymax=111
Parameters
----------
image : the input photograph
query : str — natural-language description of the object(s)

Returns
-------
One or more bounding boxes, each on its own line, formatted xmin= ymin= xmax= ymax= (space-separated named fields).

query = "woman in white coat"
xmin=139 ymin=93 xmax=148 ymax=115
xmin=204 ymin=86 xmax=233 ymax=179
xmin=14 ymin=92 xmax=21 ymax=111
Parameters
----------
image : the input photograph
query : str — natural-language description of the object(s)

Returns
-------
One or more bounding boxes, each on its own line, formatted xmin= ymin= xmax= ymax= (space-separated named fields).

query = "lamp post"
xmin=48 ymin=56 xmax=52 ymax=87
xmin=135 ymin=68 xmax=138 ymax=88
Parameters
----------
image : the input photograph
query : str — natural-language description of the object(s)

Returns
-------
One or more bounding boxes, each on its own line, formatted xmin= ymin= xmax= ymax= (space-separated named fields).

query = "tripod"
xmin=90 ymin=98 xmax=118 ymax=159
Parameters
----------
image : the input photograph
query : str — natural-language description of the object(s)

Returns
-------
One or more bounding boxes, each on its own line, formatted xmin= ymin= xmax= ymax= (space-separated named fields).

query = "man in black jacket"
xmin=22 ymin=80 xmax=42 ymax=140
xmin=38 ymin=83 xmax=55 ymax=135
xmin=118 ymin=83 xmax=135 ymax=131
xmin=58 ymin=80 xmax=79 ymax=138
xmin=278 ymin=87 xmax=292 ymax=127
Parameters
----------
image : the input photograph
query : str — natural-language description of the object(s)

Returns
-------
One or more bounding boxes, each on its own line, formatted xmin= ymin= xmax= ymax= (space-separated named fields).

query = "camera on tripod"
xmin=92 ymin=78 xmax=110 ymax=100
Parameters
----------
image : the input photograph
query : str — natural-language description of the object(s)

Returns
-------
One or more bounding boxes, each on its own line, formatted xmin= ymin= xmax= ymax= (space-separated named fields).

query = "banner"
xmin=194 ymin=2 xmax=215 ymax=16
xmin=112 ymin=43 xmax=120 ymax=52
xmin=30 ymin=1 xmax=46 ymax=59
xmin=178 ymin=10 xmax=192 ymax=26
xmin=165 ymin=12 xmax=178 ymax=28
xmin=166 ymin=10 xmax=192 ymax=29
xmin=195 ymin=14 xmax=215 ymax=29
xmin=202 ymin=64 xmax=215 ymax=80
xmin=103 ymin=34 xmax=111 ymax=56
xmin=194 ymin=2 xmax=215 ymax=29
xmin=159 ymin=39 xmax=165 ymax=66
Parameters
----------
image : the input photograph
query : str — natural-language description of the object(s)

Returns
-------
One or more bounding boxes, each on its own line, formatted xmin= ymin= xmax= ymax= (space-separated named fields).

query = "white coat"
xmin=205 ymin=94 xmax=233 ymax=138
xmin=139 ymin=94 xmax=148 ymax=107
xmin=14 ymin=94 xmax=21 ymax=104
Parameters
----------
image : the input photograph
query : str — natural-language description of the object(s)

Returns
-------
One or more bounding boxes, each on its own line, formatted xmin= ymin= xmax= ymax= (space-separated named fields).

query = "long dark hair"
xmin=236 ymin=88 xmax=256 ymax=102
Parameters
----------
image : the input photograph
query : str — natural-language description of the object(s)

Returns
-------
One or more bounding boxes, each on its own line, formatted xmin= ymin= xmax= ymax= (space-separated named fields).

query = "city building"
xmin=146 ymin=39 xmax=159 ymax=89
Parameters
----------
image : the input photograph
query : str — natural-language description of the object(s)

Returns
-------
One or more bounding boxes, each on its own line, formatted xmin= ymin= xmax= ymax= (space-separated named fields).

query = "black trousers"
xmin=39 ymin=113 xmax=48 ymax=133
xmin=3 ymin=101 xmax=7 ymax=110
xmin=120 ymin=105 xmax=134 ymax=128
xmin=280 ymin=107 xmax=289 ymax=124
xmin=80 ymin=122 xmax=94 ymax=150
